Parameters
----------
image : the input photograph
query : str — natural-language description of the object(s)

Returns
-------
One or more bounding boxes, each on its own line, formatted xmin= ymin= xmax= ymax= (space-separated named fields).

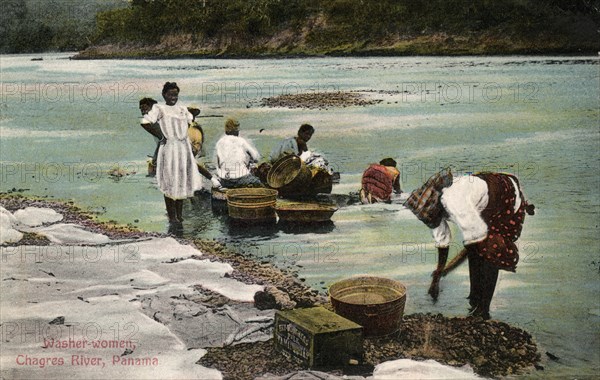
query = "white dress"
xmin=143 ymin=104 xmax=203 ymax=199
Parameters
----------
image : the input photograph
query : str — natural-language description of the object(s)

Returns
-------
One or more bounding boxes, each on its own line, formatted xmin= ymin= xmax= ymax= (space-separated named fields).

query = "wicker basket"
xmin=267 ymin=155 xmax=312 ymax=198
xmin=275 ymin=201 xmax=338 ymax=223
xmin=226 ymin=188 xmax=278 ymax=222
xmin=309 ymin=167 xmax=333 ymax=195
xmin=329 ymin=276 xmax=407 ymax=337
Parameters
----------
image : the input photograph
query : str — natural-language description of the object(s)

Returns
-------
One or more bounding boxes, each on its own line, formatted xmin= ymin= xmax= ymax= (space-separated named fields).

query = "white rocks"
xmin=31 ymin=223 xmax=111 ymax=245
xmin=13 ymin=206 xmax=63 ymax=226
xmin=0 ymin=206 xmax=23 ymax=244
xmin=373 ymin=359 xmax=484 ymax=379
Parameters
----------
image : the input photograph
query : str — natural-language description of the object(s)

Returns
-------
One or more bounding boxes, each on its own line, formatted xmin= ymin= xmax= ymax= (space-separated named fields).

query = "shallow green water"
xmin=1 ymin=53 xmax=598 ymax=377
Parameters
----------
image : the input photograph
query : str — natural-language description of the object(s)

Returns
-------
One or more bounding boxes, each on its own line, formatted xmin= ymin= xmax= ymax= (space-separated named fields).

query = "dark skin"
xmin=196 ymin=163 xmax=213 ymax=180
xmin=296 ymin=130 xmax=313 ymax=155
xmin=139 ymin=103 xmax=152 ymax=115
xmin=428 ymin=246 xmax=469 ymax=301
xmin=392 ymin=175 xmax=401 ymax=194
xmin=428 ymin=247 xmax=449 ymax=301
xmin=163 ymin=88 xmax=179 ymax=106
xmin=139 ymin=103 xmax=163 ymax=140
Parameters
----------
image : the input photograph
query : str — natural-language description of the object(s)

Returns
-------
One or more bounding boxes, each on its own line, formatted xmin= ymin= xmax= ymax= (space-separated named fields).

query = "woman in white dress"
xmin=142 ymin=82 xmax=204 ymax=223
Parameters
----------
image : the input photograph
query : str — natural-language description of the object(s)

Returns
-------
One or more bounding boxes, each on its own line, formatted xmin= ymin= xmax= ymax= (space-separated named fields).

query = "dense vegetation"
xmin=2 ymin=0 xmax=598 ymax=56
xmin=0 ymin=0 xmax=126 ymax=53
xmin=87 ymin=0 xmax=600 ymax=56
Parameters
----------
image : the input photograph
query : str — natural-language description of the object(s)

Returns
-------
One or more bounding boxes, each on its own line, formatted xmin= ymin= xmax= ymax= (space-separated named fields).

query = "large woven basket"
xmin=226 ymin=188 xmax=278 ymax=222
xmin=267 ymin=155 xmax=312 ymax=197
xmin=329 ymin=276 xmax=407 ymax=337
xmin=275 ymin=201 xmax=338 ymax=223
xmin=309 ymin=167 xmax=333 ymax=195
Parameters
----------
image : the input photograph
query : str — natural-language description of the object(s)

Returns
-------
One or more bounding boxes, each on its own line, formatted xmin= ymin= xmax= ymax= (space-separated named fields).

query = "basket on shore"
xmin=329 ymin=276 xmax=407 ymax=337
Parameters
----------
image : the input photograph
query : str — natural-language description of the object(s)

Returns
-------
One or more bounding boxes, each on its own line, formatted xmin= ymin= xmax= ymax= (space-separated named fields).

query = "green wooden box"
xmin=274 ymin=306 xmax=364 ymax=367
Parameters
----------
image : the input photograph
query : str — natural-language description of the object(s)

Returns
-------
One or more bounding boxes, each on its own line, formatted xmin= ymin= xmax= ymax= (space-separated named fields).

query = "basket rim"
xmin=267 ymin=155 xmax=306 ymax=188
xmin=275 ymin=202 xmax=338 ymax=212
xmin=225 ymin=188 xmax=278 ymax=197
xmin=329 ymin=276 xmax=407 ymax=304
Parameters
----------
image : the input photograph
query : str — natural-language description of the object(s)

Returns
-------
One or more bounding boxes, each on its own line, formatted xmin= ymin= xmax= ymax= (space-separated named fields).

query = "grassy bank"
xmin=70 ymin=0 xmax=599 ymax=59
xmin=72 ymin=31 xmax=598 ymax=60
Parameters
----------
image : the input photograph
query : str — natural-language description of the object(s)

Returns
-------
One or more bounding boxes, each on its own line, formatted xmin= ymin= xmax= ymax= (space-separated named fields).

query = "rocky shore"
xmin=0 ymin=194 xmax=542 ymax=379
xmin=71 ymin=31 xmax=599 ymax=60
xmin=199 ymin=313 xmax=541 ymax=379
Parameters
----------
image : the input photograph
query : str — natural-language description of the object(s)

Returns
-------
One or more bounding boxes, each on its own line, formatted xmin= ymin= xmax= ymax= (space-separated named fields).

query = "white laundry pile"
xmin=0 ymin=205 xmax=276 ymax=380
xmin=260 ymin=359 xmax=484 ymax=380
xmin=1 ymin=206 xmax=110 ymax=245
xmin=300 ymin=151 xmax=334 ymax=174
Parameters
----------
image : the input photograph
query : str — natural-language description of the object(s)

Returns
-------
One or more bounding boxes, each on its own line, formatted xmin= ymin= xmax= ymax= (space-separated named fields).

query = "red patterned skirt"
xmin=473 ymin=173 xmax=528 ymax=271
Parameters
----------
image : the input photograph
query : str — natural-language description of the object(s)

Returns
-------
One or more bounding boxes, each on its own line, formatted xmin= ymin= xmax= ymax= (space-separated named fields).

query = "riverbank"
xmin=71 ymin=31 xmax=598 ymax=60
xmin=0 ymin=194 xmax=545 ymax=379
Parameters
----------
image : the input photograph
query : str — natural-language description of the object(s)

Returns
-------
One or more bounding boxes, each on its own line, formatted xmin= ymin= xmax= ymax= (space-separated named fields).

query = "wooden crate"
xmin=274 ymin=307 xmax=363 ymax=367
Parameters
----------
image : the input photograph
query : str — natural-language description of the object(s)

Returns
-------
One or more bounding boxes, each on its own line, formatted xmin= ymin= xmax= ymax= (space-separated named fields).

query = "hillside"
xmin=2 ymin=0 xmax=598 ymax=57
xmin=0 ymin=0 xmax=127 ymax=53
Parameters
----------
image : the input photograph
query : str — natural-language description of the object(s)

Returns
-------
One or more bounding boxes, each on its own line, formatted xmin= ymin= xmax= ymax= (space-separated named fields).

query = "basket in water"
xmin=309 ymin=167 xmax=333 ymax=195
xmin=275 ymin=201 xmax=338 ymax=223
xmin=267 ymin=155 xmax=312 ymax=198
xmin=329 ymin=276 xmax=407 ymax=337
xmin=226 ymin=188 xmax=278 ymax=222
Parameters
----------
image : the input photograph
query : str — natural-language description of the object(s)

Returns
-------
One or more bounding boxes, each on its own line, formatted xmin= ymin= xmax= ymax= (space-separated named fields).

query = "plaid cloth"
xmin=404 ymin=168 xmax=453 ymax=228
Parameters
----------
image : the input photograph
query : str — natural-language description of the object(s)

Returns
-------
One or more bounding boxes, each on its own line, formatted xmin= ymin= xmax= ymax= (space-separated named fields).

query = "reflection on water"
xmin=224 ymin=218 xmax=280 ymax=239
xmin=167 ymin=221 xmax=184 ymax=237
xmin=180 ymin=192 xmax=338 ymax=240
xmin=277 ymin=220 xmax=335 ymax=235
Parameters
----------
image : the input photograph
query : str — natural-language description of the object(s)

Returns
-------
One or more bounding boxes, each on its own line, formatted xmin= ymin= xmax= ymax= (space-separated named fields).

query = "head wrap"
xmin=225 ymin=118 xmax=240 ymax=133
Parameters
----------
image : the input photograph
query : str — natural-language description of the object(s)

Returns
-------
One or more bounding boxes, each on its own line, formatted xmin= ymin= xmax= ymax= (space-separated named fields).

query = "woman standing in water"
xmin=141 ymin=82 xmax=203 ymax=225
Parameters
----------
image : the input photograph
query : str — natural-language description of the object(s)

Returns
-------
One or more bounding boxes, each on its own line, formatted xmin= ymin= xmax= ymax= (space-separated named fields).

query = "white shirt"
xmin=269 ymin=137 xmax=298 ymax=163
xmin=432 ymin=175 xmax=521 ymax=248
xmin=214 ymin=135 xmax=260 ymax=179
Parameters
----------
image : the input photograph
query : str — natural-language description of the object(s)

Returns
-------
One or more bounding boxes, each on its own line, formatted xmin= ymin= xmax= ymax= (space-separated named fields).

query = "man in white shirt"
xmin=214 ymin=118 xmax=263 ymax=188
xmin=269 ymin=124 xmax=314 ymax=163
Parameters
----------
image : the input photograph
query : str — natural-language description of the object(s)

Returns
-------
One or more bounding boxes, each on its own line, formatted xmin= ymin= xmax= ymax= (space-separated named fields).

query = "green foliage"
xmin=92 ymin=0 xmax=317 ymax=44
xmin=2 ymin=0 xmax=598 ymax=54
xmin=0 ymin=0 xmax=127 ymax=53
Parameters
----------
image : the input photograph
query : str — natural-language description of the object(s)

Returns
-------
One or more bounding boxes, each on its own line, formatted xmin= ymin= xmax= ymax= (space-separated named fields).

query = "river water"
xmin=1 ymin=53 xmax=598 ymax=378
